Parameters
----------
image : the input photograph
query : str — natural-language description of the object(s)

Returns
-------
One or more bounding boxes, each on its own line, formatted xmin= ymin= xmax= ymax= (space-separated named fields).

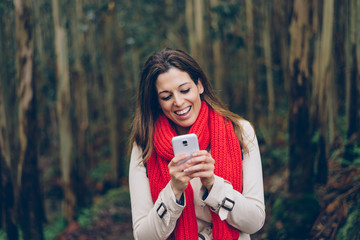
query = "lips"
xmin=175 ymin=106 xmax=191 ymax=116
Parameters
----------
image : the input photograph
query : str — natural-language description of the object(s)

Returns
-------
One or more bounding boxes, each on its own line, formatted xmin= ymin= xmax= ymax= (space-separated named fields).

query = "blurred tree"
xmin=245 ymin=0 xmax=255 ymax=121
xmin=186 ymin=0 xmax=206 ymax=67
xmin=0 ymin=44 xmax=18 ymax=240
xmin=0 ymin=1 xmax=19 ymax=239
xmin=262 ymin=0 xmax=275 ymax=145
xmin=288 ymin=0 xmax=314 ymax=194
xmin=101 ymin=2 xmax=125 ymax=186
xmin=51 ymin=0 xmax=77 ymax=223
xmin=14 ymin=0 xmax=44 ymax=238
xmin=312 ymin=0 xmax=335 ymax=184
xmin=69 ymin=0 xmax=90 ymax=207
xmin=344 ymin=0 xmax=360 ymax=162
xmin=273 ymin=0 xmax=292 ymax=93
xmin=209 ymin=0 xmax=224 ymax=99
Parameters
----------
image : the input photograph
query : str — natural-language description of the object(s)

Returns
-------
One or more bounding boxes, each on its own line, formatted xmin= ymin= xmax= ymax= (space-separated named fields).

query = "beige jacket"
xmin=129 ymin=120 xmax=265 ymax=240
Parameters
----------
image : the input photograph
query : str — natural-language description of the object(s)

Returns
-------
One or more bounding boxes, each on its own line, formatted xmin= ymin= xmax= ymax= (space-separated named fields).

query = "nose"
xmin=173 ymin=93 xmax=184 ymax=106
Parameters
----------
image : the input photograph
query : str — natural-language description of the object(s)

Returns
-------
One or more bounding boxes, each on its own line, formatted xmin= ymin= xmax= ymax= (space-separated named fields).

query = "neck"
xmin=175 ymin=125 xmax=190 ymax=135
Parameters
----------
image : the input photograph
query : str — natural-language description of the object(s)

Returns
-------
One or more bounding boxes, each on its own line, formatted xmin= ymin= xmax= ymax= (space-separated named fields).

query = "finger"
xmin=188 ymin=155 xmax=214 ymax=165
xmin=188 ymin=167 xmax=214 ymax=179
xmin=185 ymin=161 xmax=214 ymax=175
xmin=191 ymin=150 xmax=209 ymax=157
xmin=170 ymin=154 xmax=191 ymax=165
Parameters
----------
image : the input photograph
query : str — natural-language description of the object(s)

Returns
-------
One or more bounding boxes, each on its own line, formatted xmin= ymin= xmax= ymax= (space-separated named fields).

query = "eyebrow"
xmin=158 ymin=82 xmax=192 ymax=95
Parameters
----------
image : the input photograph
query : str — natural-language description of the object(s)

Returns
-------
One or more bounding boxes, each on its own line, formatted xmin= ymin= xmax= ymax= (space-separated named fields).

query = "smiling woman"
xmin=156 ymin=68 xmax=204 ymax=135
xmin=129 ymin=48 xmax=265 ymax=240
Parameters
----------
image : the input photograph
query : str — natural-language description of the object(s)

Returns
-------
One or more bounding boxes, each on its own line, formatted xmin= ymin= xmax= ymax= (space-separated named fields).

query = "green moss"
xmin=94 ymin=188 xmax=131 ymax=210
xmin=267 ymin=193 xmax=320 ymax=240
xmin=336 ymin=203 xmax=360 ymax=240
xmin=44 ymin=216 xmax=67 ymax=240
xmin=77 ymin=187 xmax=131 ymax=227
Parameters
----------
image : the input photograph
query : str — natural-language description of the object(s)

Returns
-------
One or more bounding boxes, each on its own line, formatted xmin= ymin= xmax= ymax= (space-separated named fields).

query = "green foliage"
xmin=0 ymin=227 xmax=22 ymax=240
xmin=0 ymin=0 xmax=13 ymax=14
xmin=78 ymin=207 xmax=97 ymax=227
xmin=94 ymin=188 xmax=131 ymax=210
xmin=89 ymin=161 xmax=111 ymax=182
xmin=269 ymin=146 xmax=288 ymax=165
xmin=210 ymin=0 xmax=244 ymax=51
xmin=77 ymin=187 xmax=131 ymax=227
xmin=44 ymin=216 xmax=67 ymax=240
xmin=311 ymin=130 xmax=320 ymax=143
xmin=336 ymin=143 xmax=360 ymax=166
xmin=0 ymin=230 xmax=6 ymax=240
xmin=267 ymin=193 xmax=320 ymax=240
xmin=336 ymin=202 xmax=360 ymax=240
xmin=257 ymin=123 xmax=289 ymax=174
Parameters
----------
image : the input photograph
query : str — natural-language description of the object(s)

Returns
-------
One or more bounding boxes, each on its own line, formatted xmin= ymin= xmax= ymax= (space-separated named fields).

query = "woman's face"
xmin=156 ymin=68 xmax=204 ymax=135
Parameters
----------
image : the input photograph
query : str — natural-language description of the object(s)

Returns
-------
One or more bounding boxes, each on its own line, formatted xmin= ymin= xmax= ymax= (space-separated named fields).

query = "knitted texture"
xmin=147 ymin=102 xmax=243 ymax=240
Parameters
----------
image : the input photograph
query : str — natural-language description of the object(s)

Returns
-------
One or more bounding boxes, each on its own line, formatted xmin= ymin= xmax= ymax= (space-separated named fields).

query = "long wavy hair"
xmin=130 ymin=48 xmax=249 ymax=162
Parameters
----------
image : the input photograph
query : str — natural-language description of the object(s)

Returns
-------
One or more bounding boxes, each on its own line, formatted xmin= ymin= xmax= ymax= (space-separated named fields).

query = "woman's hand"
xmin=184 ymin=150 xmax=215 ymax=191
xmin=168 ymin=154 xmax=193 ymax=201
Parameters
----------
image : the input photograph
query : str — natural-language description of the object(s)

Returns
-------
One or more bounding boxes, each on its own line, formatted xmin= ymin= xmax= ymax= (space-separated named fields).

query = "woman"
xmin=129 ymin=48 xmax=265 ymax=240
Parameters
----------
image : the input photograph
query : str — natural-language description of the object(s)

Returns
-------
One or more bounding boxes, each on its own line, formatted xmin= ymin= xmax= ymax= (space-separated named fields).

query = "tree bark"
xmin=288 ymin=0 xmax=314 ymax=194
xmin=70 ymin=0 xmax=89 ymax=207
xmin=209 ymin=0 xmax=225 ymax=101
xmin=344 ymin=0 xmax=360 ymax=161
xmin=312 ymin=0 xmax=334 ymax=184
xmin=186 ymin=0 xmax=206 ymax=66
xmin=103 ymin=8 xmax=120 ymax=186
xmin=263 ymin=0 xmax=275 ymax=145
xmin=186 ymin=0 xmax=196 ymax=54
xmin=194 ymin=0 xmax=205 ymax=65
xmin=52 ymin=0 xmax=76 ymax=223
xmin=14 ymin=0 xmax=44 ymax=238
xmin=245 ymin=0 xmax=255 ymax=121
xmin=0 ymin=46 xmax=19 ymax=240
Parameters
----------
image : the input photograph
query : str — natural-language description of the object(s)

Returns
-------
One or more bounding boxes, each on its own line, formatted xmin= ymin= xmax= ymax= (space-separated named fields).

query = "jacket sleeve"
xmin=201 ymin=120 xmax=265 ymax=234
xmin=129 ymin=144 xmax=185 ymax=240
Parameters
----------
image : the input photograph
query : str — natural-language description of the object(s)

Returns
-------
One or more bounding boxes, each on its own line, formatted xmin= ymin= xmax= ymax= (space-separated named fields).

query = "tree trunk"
xmin=103 ymin=9 xmax=120 ymax=186
xmin=245 ymin=0 xmax=255 ymax=121
xmin=0 ymin=50 xmax=19 ymax=240
xmin=288 ymin=0 xmax=314 ymax=194
xmin=186 ymin=0 xmax=196 ymax=54
xmin=70 ymin=0 xmax=89 ymax=207
xmin=344 ymin=0 xmax=360 ymax=161
xmin=52 ymin=0 xmax=76 ymax=223
xmin=186 ymin=0 xmax=205 ymax=66
xmin=14 ymin=0 xmax=44 ymax=239
xmin=209 ymin=0 xmax=225 ymax=102
xmin=356 ymin=0 xmax=360 ymax=144
xmin=194 ymin=0 xmax=205 ymax=65
xmin=263 ymin=0 xmax=275 ymax=145
xmin=312 ymin=0 xmax=334 ymax=184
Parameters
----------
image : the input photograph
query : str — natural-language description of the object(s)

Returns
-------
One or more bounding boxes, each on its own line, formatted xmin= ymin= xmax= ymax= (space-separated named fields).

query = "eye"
xmin=180 ymin=88 xmax=190 ymax=94
xmin=161 ymin=95 xmax=172 ymax=101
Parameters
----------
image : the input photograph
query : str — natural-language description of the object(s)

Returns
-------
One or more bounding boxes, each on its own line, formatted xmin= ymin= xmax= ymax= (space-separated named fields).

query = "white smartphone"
xmin=172 ymin=133 xmax=200 ymax=165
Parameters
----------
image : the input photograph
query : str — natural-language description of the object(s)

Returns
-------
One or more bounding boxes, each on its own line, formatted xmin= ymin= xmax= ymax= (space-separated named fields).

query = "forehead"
xmin=156 ymin=68 xmax=194 ymax=91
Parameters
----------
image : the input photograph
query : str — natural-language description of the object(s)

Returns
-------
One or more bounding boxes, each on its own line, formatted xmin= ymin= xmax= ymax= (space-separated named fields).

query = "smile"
xmin=175 ymin=106 xmax=191 ymax=116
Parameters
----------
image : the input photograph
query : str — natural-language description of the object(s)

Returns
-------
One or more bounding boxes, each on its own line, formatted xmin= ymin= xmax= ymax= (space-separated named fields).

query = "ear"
xmin=197 ymin=79 xmax=204 ymax=94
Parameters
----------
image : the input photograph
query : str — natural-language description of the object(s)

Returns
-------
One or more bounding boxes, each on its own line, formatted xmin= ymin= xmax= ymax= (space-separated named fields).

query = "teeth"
xmin=176 ymin=107 xmax=191 ymax=115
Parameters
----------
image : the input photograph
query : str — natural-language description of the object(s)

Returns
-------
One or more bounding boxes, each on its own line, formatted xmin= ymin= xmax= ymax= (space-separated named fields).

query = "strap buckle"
xmin=156 ymin=202 xmax=167 ymax=218
xmin=221 ymin=197 xmax=235 ymax=211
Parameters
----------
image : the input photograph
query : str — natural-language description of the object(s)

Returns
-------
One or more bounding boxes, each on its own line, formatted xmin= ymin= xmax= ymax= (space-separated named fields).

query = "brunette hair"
xmin=130 ymin=48 xmax=248 ymax=162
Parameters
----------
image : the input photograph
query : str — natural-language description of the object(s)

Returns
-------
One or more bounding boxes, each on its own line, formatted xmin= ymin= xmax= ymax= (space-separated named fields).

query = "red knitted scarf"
xmin=147 ymin=102 xmax=243 ymax=240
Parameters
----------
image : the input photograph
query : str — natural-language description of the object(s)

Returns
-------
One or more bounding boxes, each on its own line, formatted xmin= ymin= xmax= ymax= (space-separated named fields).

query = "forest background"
xmin=1 ymin=0 xmax=360 ymax=239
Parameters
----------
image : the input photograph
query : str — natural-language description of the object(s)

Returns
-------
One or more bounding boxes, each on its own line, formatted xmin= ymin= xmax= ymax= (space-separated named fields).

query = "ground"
xmin=55 ymin=160 xmax=360 ymax=240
